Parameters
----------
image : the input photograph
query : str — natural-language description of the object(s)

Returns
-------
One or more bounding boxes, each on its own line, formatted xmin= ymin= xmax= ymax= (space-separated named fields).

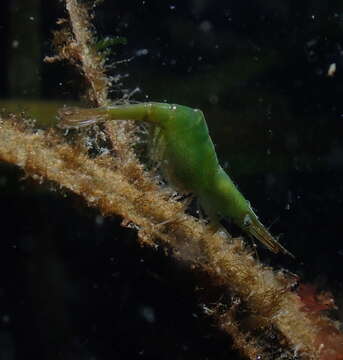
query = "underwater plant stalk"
xmin=0 ymin=116 xmax=342 ymax=359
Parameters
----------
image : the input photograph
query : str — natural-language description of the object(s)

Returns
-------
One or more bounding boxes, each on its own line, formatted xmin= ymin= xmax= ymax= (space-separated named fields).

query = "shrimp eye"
xmin=243 ymin=214 xmax=253 ymax=228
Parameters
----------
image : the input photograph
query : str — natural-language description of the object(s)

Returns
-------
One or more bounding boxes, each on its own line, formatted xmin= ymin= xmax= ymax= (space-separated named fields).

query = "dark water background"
xmin=0 ymin=1 xmax=343 ymax=359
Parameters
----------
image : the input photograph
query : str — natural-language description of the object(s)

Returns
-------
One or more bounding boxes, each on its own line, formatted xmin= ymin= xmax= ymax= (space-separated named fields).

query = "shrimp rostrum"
xmin=59 ymin=102 xmax=293 ymax=257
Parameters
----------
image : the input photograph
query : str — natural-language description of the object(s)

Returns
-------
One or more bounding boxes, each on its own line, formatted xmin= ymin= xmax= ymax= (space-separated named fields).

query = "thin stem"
xmin=66 ymin=0 xmax=109 ymax=105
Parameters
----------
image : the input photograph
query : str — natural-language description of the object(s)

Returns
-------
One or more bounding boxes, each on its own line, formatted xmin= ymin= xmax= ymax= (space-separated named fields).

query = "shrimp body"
xmin=59 ymin=102 xmax=292 ymax=256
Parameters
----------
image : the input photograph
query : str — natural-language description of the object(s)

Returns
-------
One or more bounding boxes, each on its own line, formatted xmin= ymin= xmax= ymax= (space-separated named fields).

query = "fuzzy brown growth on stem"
xmin=46 ymin=0 xmax=141 ymax=185
xmin=44 ymin=0 xmax=110 ymax=106
xmin=1 ymin=116 xmax=343 ymax=359
xmin=62 ymin=0 xmax=140 ymax=170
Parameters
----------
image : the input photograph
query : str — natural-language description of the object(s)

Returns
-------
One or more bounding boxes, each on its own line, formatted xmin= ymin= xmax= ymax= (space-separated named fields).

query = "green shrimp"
xmin=59 ymin=102 xmax=293 ymax=257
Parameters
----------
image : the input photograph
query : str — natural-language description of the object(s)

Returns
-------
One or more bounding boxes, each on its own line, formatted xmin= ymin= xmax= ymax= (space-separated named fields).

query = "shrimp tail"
xmin=57 ymin=107 xmax=109 ymax=128
xmin=247 ymin=219 xmax=295 ymax=258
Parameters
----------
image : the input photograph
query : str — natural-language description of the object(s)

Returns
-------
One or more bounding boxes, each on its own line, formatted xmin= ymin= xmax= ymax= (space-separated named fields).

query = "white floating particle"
xmin=199 ymin=20 xmax=212 ymax=33
xmin=140 ymin=306 xmax=156 ymax=323
xmin=136 ymin=48 xmax=149 ymax=56
xmin=328 ymin=63 xmax=336 ymax=77
xmin=95 ymin=215 xmax=104 ymax=226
